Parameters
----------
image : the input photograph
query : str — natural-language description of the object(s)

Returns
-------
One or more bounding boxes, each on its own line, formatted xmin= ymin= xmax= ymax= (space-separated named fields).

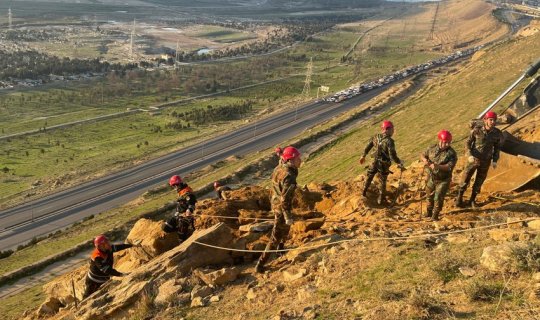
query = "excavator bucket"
xmin=482 ymin=74 xmax=540 ymax=192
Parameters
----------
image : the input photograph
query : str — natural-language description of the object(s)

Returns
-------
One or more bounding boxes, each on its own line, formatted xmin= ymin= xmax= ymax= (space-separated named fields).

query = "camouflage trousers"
xmin=364 ymin=160 xmax=391 ymax=195
xmin=257 ymin=209 xmax=291 ymax=266
xmin=426 ymin=177 xmax=450 ymax=215
xmin=459 ymin=159 xmax=491 ymax=194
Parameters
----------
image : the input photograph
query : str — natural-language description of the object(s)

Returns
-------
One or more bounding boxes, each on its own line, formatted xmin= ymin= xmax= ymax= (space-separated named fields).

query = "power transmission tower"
xmin=302 ymin=57 xmax=313 ymax=98
xmin=8 ymin=8 xmax=12 ymax=30
xmin=130 ymin=19 xmax=136 ymax=60
xmin=428 ymin=2 xmax=440 ymax=40
xmin=175 ymin=40 xmax=180 ymax=69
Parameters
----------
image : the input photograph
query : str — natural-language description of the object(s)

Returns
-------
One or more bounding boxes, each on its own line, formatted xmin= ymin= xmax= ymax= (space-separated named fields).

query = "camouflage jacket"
xmin=271 ymin=163 xmax=298 ymax=212
xmin=466 ymin=126 xmax=502 ymax=163
xmin=423 ymin=144 xmax=458 ymax=181
xmin=362 ymin=133 xmax=401 ymax=165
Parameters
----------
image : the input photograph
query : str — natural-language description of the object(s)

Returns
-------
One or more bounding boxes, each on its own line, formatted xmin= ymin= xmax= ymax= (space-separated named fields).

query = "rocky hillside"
xmin=26 ymin=161 xmax=540 ymax=320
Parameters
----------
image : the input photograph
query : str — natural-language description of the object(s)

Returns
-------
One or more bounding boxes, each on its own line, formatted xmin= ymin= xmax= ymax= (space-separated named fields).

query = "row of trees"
xmin=168 ymin=100 xmax=253 ymax=126
xmin=0 ymin=53 xmax=291 ymax=113
xmin=0 ymin=50 xmax=135 ymax=81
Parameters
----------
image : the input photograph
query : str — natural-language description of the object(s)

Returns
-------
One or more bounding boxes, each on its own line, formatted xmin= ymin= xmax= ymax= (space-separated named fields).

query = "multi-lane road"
xmin=0 ymin=83 xmax=396 ymax=251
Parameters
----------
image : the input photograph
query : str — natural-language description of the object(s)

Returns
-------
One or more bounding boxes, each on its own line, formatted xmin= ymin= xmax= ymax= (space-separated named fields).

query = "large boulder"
xmin=37 ymin=223 xmax=233 ymax=320
xmin=196 ymin=186 xmax=271 ymax=229
xmin=42 ymin=266 xmax=87 ymax=308
xmin=126 ymin=218 xmax=180 ymax=257
xmin=480 ymin=242 xmax=528 ymax=273
xmin=193 ymin=267 xmax=240 ymax=286
xmin=114 ymin=219 xmax=180 ymax=272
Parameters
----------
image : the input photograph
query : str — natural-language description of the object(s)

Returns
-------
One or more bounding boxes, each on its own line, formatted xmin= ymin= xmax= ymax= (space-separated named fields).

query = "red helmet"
xmin=484 ymin=111 xmax=497 ymax=120
xmin=381 ymin=120 xmax=394 ymax=130
xmin=169 ymin=175 xmax=182 ymax=187
xmin=94 ymin=234 xmax=110 ymax=249
xmin=281 ymin=146 xmax=301 ymax=161
xmin=213 ymin=181 xmax=220 ymax=189
xmin=437 ymin=130 xmax=452 ymax=143
xmin=275 ymin=147 xmax=283 ymax=155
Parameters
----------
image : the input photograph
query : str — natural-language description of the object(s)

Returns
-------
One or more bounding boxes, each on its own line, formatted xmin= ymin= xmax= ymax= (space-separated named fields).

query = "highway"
xmin=0 ymin=84 xmax=393 ymax=251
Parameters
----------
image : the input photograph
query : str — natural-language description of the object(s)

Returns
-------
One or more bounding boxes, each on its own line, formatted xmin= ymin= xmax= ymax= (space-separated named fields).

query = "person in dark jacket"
xmin=163 ymin=175 xmax=197 ymax=241
xmin=359 ymin=120 xmax=405 ymax=205
xmin=83 ymin=235 xmax=138 ymax=298
xmin=456 ymin=111 xmax=502 ymax=208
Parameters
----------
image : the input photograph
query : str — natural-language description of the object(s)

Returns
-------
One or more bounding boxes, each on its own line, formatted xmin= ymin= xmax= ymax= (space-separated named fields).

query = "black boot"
xmin=431 ymin=209 xmax=440 ymax=221
xmin=425 ymin=205 xmax=433 ymax=218
xmin=255 ymin=261 xmax=265 ymax=274
xmin=469 ymin=191 xmax=478 ymax=209
xmin=455 ymin=189 xmax=465 ymax=208
xmin=377 ymin=180 xmax=387 ymax=205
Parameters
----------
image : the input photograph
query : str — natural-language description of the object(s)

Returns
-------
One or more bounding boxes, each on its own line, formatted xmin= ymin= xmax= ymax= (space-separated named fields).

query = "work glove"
xmin=492 ymin=162 xmax=497 ymax=169
xmin=359 ymin=156 xmax=366 ymax=165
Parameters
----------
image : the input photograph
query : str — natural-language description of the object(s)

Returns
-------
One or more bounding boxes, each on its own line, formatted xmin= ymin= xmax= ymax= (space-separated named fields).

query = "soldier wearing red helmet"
xmin=359 ymin=120 xmax=404 ymax=205
xmin=255 ymin=146 xmax=301 ymax=273
xmin=213 ymin=181 xmax=231 ymax=200
xmin=420 ymin=130 xmax=458 ymax=221
xmin=83 ymin=235 xmax=139 ymax=298
xmin=456 ymin=111 xmax=503 ymax=208
xmin=163 ymin=175 xmax=197 ymax=241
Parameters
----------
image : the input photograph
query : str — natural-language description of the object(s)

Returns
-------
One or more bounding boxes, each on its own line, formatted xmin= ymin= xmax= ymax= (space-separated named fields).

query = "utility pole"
xmin=130 ymin=19 xmax=136 ymax=60
xmin=8 ymin=8 xmax=12 ymax=30
xmin=302 ymin=57 xmax=313 ymax=98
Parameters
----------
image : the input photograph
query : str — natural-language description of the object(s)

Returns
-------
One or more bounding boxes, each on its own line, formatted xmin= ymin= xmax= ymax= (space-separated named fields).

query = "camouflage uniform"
xmin=361 ymin=133 xmax=402 ymax=203
xmin=162 ymin=186 xmax=197 ymax=241
xmin=423 ymin=144 xmax=458 ymax=220
xmin=257 ymin=163 xmax=298 ymax=269
xmin=458 ymin=125 xmax=503 ymax=205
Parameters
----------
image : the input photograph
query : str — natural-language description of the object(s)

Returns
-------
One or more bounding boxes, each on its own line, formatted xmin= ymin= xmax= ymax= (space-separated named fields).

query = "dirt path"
xmin=0 ymin=251 xmax=87 ymax=300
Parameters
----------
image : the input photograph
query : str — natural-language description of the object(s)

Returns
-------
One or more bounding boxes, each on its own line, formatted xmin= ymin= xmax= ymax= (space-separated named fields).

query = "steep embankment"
xmin=28 ymin=178 xmax=540 ymax=320
xmin=299 ymin=31 xmax=540 ymax=188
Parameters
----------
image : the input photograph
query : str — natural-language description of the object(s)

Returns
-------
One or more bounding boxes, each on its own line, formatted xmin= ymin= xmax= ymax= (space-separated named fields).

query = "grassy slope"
xmin=299 ymin=33 xmax=540 ymax=185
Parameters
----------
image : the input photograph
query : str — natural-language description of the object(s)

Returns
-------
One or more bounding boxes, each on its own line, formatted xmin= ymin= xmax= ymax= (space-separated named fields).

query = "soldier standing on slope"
xmin=456 ymin=111 xmax=502 ymax=208
xmin=255 ymin=146 xmax=301 ymax=274
xmin=359 ymin=120 xmax=405 ymax=205
xmin=420 ymin=130 xmax=458 ymax=221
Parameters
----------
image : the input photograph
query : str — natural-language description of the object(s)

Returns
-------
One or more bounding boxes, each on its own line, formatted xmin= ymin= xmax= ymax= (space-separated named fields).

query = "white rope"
xmin=193 ymin=217 xmax=539 ymax=253
xmin=195 ymin=213 xmax=490 ymax=224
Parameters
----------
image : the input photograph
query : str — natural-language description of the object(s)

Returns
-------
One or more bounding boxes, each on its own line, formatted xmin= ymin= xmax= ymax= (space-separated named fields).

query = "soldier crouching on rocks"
xmin=255 ymin=146 xmax=301 ymax=274
xmin=214 ymin=181 xmax=231 ymax=200
xmin=162 ymin=175 xmax=197 ymax=242
xmin=83 ymin=235 xmax=140 ymax=299
xmin=456 ymin=111 xmax=502 ymax=208
xmin=420 ymin=130 xmax=458 ymax=221
xmin=359 ymin=120 xmax=405 ymax=205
